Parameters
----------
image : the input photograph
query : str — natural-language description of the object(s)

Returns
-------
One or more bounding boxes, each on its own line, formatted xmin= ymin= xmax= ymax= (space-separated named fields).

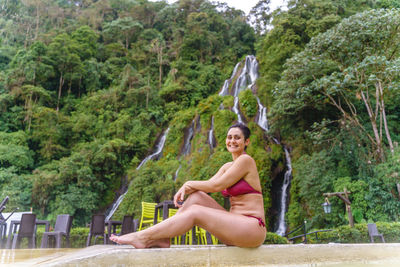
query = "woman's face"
xmin=226 ymin=127 xmax=249 ymax=154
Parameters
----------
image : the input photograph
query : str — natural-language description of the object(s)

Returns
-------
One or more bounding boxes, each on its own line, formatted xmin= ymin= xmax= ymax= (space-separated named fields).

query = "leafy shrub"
xmin=307 ymin=222 xmax=400 ymax=243
xmin=33 ymin=227 xmax=90 ymax=248
xmin=239 ymin=89 xmax=258 ymax=119
xmin=264 ymin=232 xmax=289 ymax=244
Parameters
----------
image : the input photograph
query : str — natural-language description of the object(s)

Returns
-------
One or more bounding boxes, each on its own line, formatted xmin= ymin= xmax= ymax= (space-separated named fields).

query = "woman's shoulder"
xmin=221 ymin=161 xmax=233 ymax=169
xmin=237 ymin=153 xmax=256 ymax=164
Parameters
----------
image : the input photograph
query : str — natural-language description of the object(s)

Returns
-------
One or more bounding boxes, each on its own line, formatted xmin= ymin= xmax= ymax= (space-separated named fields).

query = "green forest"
xmin=1 ymin=0 xmax=400 ymax=234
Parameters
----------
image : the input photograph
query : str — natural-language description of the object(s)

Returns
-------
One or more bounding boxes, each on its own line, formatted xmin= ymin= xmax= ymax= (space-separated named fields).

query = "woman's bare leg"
xmin=110 ymin=204 xmax=265 ymax=248
xmin=177 ymin=191 xmax=226 ymax=213
xmin=110 ymin=192 xmax=224 ymax=247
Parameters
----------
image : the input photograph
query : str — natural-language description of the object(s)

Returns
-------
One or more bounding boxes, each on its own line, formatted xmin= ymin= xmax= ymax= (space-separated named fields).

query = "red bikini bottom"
xmin=246 ymin=215 xmax=266 ymax=227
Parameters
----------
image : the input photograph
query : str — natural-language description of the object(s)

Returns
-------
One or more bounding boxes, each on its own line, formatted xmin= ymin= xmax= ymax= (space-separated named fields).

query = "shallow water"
xmin=0 ymin=248 xmax=78 ymax=265
xmin=1 ymin=244 xmax=400 ymax=267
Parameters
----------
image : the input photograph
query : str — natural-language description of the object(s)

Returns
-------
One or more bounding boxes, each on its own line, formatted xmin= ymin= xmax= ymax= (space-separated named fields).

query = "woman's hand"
xmin=173 ymin=181 xmax=196 ymax=208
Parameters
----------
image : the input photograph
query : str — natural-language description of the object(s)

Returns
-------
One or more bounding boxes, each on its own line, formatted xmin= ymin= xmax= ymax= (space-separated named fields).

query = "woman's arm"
xmin=187 ymin=155 xmax=253 ymax=192
xmin=173 ymin=162 xmax=231 ymax=207
xmin=174 ymin=155 xmax=254 ymax=206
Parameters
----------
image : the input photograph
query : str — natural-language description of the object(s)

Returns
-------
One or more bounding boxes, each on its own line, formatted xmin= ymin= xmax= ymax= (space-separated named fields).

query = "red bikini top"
xmin=221 ymin=179 xmax=262 ymax=197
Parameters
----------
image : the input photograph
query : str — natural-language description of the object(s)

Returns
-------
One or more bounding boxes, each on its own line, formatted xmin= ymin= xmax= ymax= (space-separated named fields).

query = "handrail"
xmin=285 ymin=221 xmax=305 ymax=236
xmin=285 ymin=220 xmax=332 ymax=244
xmin=288 ymin=229 xmax=333 ymax=243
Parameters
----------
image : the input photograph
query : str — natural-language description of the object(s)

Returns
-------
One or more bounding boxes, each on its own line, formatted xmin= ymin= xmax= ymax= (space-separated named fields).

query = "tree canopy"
xmin=1 ymin=0 xmax=400 ymax=232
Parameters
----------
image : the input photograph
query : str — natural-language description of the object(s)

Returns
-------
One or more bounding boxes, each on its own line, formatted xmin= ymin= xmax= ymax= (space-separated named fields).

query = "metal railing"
xmin=285 ymin=220 xmax=332 ymax=244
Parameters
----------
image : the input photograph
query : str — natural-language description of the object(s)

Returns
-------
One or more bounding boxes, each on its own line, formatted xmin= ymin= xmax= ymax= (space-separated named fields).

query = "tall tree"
xmin=272 ymin=9 xmax=400 ymax=161
xmin=103 ymin=17 xmax=143 ymax=49
xmin=48 ymin=33 xmax=83 ymax=110
xmin=150 ymin=37 xmax=166 ymax=89
xmin=255 ymin=0 xmax=376 ymax=106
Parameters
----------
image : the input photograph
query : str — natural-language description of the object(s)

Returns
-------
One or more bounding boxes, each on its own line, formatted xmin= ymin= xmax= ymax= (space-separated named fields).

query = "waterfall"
xmin=137 ymin=128 xmax=170 ymax=169
xmin=173 ymin=120 xmax=196 ymax=181
xmin=182 ymin=120 xmax=195 ymax=156
xmin=173 ymin=164 xmax=182 ymax=182
xmin=105 ymin=128 xmax=169 ymax=221
xmin=231 ymin=62 xmax=241 ymax=80
xmin=276 ymin=147 xmax=292 ymax=236
xmin=233 ymin=97 xmax=244 ymax=123
xmin=105 ymin=193 xmax=126 ymax=222
xmin=208 ymin=116 xmax=216 ymax=150
xmin=231 ymin=55 xmax=258 ymax=97
xmin=232 ymin=64 xmax=247 ymax=97
xmin=219 ymin=80 xmax=230 ymax=96
xmin=218 ymin=55 xmax=260 ymax=123
xmin=256 ymin=97 xmax=269 ymax=131
xmin=246 ymin=55 xmax=259 ymax=88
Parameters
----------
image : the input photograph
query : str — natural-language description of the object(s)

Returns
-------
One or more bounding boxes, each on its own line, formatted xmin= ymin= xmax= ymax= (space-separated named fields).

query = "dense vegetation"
xmin=258 ymin=1 xmax=400 ymax=230
xmin=1 ymin=0 xmax=400 ymax=236
xmin=0 ymin=0 xmax=256 ymax=225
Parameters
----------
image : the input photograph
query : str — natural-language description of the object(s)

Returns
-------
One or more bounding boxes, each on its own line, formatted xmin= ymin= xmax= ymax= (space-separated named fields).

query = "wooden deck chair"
xmin=138 ymin=202 xmax=161 ymax=231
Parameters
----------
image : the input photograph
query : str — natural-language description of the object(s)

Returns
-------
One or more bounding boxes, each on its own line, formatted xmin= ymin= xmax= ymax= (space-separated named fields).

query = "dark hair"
xmin=228 ymin=123 xmax=251 ymax=140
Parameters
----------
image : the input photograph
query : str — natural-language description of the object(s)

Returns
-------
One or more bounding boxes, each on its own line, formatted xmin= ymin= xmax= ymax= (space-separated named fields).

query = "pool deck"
xmin=2 ymin=243 xmax=400 ymax=266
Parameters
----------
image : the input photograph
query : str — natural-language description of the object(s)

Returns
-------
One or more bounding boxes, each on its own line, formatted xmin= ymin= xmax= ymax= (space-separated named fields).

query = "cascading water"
xmin=219 ymin=80 xmax=230 ymax=97
xmin=256 ymin=97 xmax=269 ymax=131
xmin=137 ymin=128 xmax=170 ymax=169
xmin=208 ymin=116 xmax=216 ymax=150
xmin=246 ymin=55 xmax=259 ymax=89
xmin=275 ymin=147 xmax=292 ymax=236
xmin=182 ymin=120 xmax=195 ymax=156
xmin=233 ymin=97 xmax=244 ymax=123
xmin=173 ymin=165 xmax=182 ymax=182
xmin=174 ymin=119 xmax=196 ymax=181
xmin=105 ymin=192 xmax=126 ymax=222
xmin=105 ymin=128 xmax=169 ymax=221
xmin=219 ymin=55 xmax=259 ymax=123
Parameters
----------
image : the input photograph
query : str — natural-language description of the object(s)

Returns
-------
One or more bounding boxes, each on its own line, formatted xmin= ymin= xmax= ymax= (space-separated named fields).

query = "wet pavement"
xmin=1 ymin=243 xmax=400 ymax=266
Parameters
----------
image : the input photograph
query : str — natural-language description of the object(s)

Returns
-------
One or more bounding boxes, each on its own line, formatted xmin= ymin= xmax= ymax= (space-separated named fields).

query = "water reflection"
xmin=0 ymin=248 xmax=78 ymax=264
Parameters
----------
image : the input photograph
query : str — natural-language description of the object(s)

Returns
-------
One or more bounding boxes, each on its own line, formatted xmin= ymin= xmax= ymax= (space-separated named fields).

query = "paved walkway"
xmin=2 ymin=243 xmax=400 ymax=266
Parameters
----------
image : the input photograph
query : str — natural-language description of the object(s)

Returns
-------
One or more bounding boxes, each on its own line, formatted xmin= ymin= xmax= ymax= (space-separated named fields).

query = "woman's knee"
xmin=180 ymin=204 xmax=203 ymax=218
xmin=183 ymin=191 xmax=209 ymax=206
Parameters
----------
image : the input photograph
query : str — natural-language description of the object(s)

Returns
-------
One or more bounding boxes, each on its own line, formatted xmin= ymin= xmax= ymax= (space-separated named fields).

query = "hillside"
xmin=1 ymin=0 xmax=400 ymax=233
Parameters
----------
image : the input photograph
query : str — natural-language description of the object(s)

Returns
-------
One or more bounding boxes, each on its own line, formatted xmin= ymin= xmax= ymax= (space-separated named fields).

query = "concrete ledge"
xmin=22 ymin=243 xmax=400 ymax=267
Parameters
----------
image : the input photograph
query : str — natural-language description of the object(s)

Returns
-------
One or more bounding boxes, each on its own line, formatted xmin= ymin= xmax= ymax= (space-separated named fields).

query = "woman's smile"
xmin=226 ymin=127 xmax=249 ymax=155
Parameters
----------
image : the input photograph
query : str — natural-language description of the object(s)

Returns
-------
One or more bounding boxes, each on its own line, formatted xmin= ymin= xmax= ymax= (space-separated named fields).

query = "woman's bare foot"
xmin=109 ymin=232 xmax=147 ymax=248
xmin=109 ymin=233 xmax=170 ymax=248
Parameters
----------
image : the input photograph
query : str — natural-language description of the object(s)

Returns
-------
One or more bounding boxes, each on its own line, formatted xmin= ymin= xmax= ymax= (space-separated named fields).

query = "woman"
xmin=110 ymin=123 xmax=266 ymax=248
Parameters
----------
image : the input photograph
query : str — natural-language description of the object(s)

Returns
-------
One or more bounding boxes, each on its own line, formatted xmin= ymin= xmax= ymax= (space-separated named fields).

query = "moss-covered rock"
xmin=239 ymin=89 xmax=258 ymax=120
